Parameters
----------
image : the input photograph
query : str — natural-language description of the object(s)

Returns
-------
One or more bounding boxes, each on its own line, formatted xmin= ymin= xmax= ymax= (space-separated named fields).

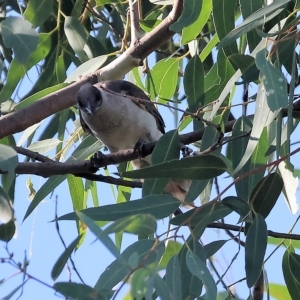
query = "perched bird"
xmin=77 ymin=80 xmax=189 ymax=201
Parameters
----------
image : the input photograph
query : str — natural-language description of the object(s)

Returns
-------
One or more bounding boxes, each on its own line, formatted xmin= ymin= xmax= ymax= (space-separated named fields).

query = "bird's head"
xmin=77 ymin=83 xmax=102 ymax=115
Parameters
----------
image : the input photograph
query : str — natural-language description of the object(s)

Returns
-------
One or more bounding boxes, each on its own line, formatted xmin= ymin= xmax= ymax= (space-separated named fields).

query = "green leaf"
xmin=64 ymin=16 xmax=89 ymax=63
xmin=283 ymin=246 xmax=300 ymax=300
xmin=186 ymin=250 xmax=217 ymax=299
xmin=0 ymin=220 xmax=16 ymax=242
xmin=160 ymin=241 xmax=183 ymax=268
xmin=245 ymin=214 xmax=267 ymax=287
xmin=130 ymin=268 xmax=150 ymax=299
xmin=233 ymin=84 xmax=279 ymax=175
xmin=184 ymin=55 xmax=204 ymax=130
xmin=67 ymin=175 xmax=85 ymax=211
xmin=269 ymin=283 xmax=292 ymax=300
xmin=0 ymin=33 xmax=51 ymax=103
xmin=57 ymin=195 xmax=180 ymax=221
xmin=122 ymin=155 xmax=227 ymax=180
xmin=223 ymin=196 xmax=250 ymax=220
xmin=166 ymin=255 xmax=182 ymax=300
xmin=256 ymin=49 xmax=288 ymax=111
xmin=203 ymin=240 xmax=228 ymax=259
xmin=27 ymin=138 xmax=62 ymax=154
xmin=153 ymin=273 xmax=174 ymax=300
xmin=181 ymin=0 xmax=212 ymax=44
xmin=1 ymin=16 xmax=39 ymax=64
xmin=24 ymin=0 xmax=53 ymax=27
xmin=0 ymin=186 xmax=13 ymax=224
xmin=69 ymin=135 xmax=101 ymax=161
xmin=240 ymin=0 xmax=263 ymax=52
xmin=218 ymin=0 xmax=290 ymax=49
xmin=51 ymin=235 xmax=82 ymax=281
xmin=143 ymin=130 xmax=180 ymax=197
xmin=170 ymin=0 xmax=202 ymax=32
xmin=104 ymin=214 xmax=157 ymax=236
xmin=212 ymin=0 xmax=238 ymax=56
xmin=170 ymin=201 xmax=232 ymax=226
xmin=54 ymin=282 xmax=110 ymax=300
xmin=0 ymin=145 xmax=18 ymax=190
xmin=250 ymin=172 xmax=283 ymax=218
xmin=76 ymin=211 xmax=122 ymax=260
xmin=146 ymin=58 xmax=179 ymax=101
xmin=15 ymin=83 xmax=68 ymax=110
xmin=95 ymin=239 xmax=164 ymax=290
xmin=65 ymin=55 xmax=108 ymax=83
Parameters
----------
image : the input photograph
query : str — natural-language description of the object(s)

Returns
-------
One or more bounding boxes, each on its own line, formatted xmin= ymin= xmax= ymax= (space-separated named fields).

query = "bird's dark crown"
xmin=77 ymin=83 xmax=102 ymax=114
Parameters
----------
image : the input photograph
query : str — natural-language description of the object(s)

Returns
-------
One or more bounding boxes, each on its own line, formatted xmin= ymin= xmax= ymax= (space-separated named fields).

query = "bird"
xmin=76 ymin=80 xmax=190 ymax=201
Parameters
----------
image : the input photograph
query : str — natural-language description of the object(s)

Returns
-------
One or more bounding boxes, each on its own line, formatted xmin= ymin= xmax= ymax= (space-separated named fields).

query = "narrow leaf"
xmin=51 ymin=235 xmax=82 ymax=280
xmin=245 ymin=214 xmax=268 ymax=287
xmin=186 ymin=250 xmax=217 ymax=299
xmin=122 ymin=155 xmax=227 ymax=180
xmin=57 ymin=195 xmax=180 ymax=221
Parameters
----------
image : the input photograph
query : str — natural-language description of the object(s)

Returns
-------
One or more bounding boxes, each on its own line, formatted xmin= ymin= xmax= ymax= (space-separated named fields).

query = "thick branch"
xmin=0 ymin=0 xmax=183 ymax=139
xmin=10 ymin=99 xmax=300 ymax=178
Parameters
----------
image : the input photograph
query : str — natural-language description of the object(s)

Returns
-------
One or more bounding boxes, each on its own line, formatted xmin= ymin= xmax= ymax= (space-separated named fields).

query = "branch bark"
xmin=8 ymin=98 xmax=300 ymax=179
xmin=0 ymin=0 xmax=183 ymax=139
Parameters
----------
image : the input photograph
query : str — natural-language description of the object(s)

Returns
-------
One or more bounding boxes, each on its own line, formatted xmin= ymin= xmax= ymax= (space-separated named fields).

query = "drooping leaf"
xmin=94 ymin=239 xmax=165 ymax=290
xmin=64 ymin=16 xmax=89 ymax=63
xmin=165 ymin=255 xmax=182 ymax=300
xmin=0 ymin=144 xmax=18 ymax=191
xmin=51 ymin=235 xmax=82 ymax=281
xmin=146 ymin=58 xmax=179 ymax=101
xmin=250 ymin=172 xmax=284 ymax=219
xmin=212 ymin=0 xmax=238 ymax=56
xmin=256 ymin=49 xmax=288 ymax=112
xmin=282 ymin=246 xmax=300 ymax=300
xmin=245 ymin=214 xmax=268 ymax=287
xmin=76 ymin=212 xmax=122 ymax=260
xmin=186 ymin=250 xmax=217 ymax=299
xmin=184 ymin=55 xmax=205 ymax=130
xmin=143 ymin=130 xmax=180 ymax=197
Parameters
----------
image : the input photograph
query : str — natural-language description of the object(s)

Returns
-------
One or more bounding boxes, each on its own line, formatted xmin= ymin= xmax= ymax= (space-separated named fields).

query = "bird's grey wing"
xmin=100 ymin=80 xmax=165 ymax=134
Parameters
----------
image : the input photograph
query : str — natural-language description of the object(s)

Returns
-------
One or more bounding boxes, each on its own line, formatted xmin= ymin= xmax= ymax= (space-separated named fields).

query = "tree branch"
xmin=8 ymin=98 xmax=300 ymax=179
xmin=207 ymin=222 xmax=300 ymax=240
xmin=0 ymin=0 xmax=183 ymax=139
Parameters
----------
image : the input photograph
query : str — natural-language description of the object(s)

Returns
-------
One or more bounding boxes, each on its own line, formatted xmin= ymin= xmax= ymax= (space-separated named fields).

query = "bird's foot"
xmin=180 ymin=144 xmax=193 ymax=158
xmin=91 ymin=151 xmax=108 ymax=169
xmin=134 ymin=138 xmax=147 ymax=161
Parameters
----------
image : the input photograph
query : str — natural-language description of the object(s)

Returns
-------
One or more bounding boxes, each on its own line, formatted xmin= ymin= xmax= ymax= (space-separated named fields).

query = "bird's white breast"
xmin=81 ymin=92 xmax=163 ymax=153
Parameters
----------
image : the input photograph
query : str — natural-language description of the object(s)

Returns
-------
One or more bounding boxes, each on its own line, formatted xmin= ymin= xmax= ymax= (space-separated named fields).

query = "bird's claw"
xmin=91 ymin=151 xmax=108 ymax=169
xmin=134 ymin=138 xmax=146 ymax=162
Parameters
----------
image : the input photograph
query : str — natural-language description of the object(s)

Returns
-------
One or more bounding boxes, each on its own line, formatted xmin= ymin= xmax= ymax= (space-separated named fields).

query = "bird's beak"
xmin=84 ymin=102 xmax=94 ymax=115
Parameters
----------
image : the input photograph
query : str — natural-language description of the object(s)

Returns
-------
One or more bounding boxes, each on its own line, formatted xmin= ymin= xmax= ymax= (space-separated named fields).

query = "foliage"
xmin=0 ymin=0 xmax=300 ymax=299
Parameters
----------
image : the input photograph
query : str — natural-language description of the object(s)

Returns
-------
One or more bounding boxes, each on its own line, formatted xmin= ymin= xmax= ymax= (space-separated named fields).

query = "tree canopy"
xmin=1 ymin=0 xmax=300 ymax=299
